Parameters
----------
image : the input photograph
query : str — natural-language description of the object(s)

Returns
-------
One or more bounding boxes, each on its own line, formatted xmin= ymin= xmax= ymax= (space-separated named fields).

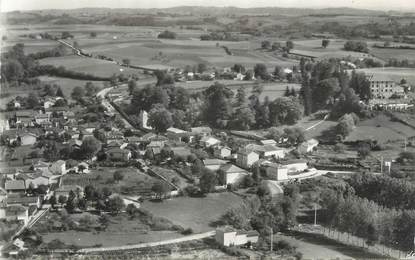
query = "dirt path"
xmin=78 ymin=231 xmax=216 ymax=253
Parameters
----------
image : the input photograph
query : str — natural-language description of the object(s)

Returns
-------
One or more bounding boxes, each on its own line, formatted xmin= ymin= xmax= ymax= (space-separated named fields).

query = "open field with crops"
xmin=38 ymin=55 xmax=141 ymax=77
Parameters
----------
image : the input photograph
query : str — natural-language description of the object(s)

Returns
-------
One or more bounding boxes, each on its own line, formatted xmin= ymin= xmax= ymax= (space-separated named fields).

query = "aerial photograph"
xmin=0 ymin=0 xmax=414 ymax=259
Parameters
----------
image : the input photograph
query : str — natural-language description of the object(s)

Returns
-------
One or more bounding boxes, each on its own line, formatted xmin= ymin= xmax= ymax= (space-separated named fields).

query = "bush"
xmin=181 ymin=228 xmax=194 ymax=235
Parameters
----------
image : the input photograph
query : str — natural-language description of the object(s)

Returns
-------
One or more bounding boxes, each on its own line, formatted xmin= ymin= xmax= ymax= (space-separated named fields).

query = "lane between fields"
xmin=78 ymin=230 xmax=216 ymax=253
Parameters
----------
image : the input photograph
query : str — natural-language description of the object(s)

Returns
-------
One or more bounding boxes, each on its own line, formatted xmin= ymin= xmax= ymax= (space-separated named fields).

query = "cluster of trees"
xmin=334 ymin=113 xmax=359 ymax=139
xmin=200 ymin=32 xmax=240 ymax=41
xmin=320 ymin=187 xmax=415 ymax=251
xmin=1 ymin=43 xmax=109 ymax=87
xmin=218 ymin=183 xmax=301 ymax=235
xmin=203 ymin=82 xmax=303 ymax=130
xmin=130 ymin=79 xmax=304 ymax=132
xmin=261 ymin=40 xmax=294 ymax=52
xmin=71 ymin=82 xmax=100 ymax=102
xmin=343 ymin=41 xmax=369 ymax=53
xmin=300 ymin=58 xmax=370 ymax=118
xmin=347 ymin=174 xmax=415 ymax=210
xmin=49 ymin=184 xmax=125 ymax=214
xmin=157 ymin=30 xmax=177 ymax=39
xmin=28 ymin=45 xmax=68 ymax=60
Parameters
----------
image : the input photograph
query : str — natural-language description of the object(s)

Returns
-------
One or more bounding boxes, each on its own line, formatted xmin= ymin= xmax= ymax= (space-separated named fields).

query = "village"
xmin=1 ymin=4 xmax=415 ymax=260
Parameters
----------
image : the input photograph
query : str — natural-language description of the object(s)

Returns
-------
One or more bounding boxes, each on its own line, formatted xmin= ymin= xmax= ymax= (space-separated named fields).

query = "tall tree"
xmin=148 ymin=104 xmax=173 ymax=133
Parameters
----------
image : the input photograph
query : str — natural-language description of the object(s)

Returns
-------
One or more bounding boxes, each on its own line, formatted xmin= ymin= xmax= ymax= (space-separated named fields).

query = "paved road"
xmin=78 ymin=230 xmax=216 ymax=253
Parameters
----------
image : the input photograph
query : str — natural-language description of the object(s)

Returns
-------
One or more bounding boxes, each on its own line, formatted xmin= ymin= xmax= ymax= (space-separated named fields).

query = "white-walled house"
xmin=219 ymin=164 xmax=250 ymax=186
xmin=215 ymin=226 xmax=259 ymax=247
xmin=213 ymin=146 xmax=232 ymax=159
xmin=283 ymin=160 xmax=308 ymax=173
xmin=264 ymin=163 xmax=288 ymax=181
xmin=200 ymin=136 xmax=221 ymax=147
xmin=236 ymin=149 xmax=259 ymax=169
xmin=203 ymin=159 xmax=229 ymax=171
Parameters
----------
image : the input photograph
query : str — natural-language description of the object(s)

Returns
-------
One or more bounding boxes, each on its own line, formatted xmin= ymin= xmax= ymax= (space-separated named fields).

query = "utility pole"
xmin=380 ymin=156 xmax=383 ymax=173
xmin=404 ymin=138 xmax=407 ymax=152
xmin=270 ymin=227 xmax=273 ymax=252
xmin=314 ymin=203 xmax=317 ymax=226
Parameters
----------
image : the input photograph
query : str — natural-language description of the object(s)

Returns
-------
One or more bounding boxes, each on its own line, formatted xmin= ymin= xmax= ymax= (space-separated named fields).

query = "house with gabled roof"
xmin=200 ymin=136 xmax=221 ymax=148
xmin=215 ymin=226 xmax=259 ymax=247
xmin=107 ymin=148 xmax=132 ymax=162
xmin=219 ymin=164 xmax=250 ymax=186
xmin=213 ymin=146 xmax=232 ymax=159
xmin=236 ymin=149 xmax=259 ymax=169
xmin=203 ymin=159 xmax=229 ymax=171
xmin=191 ymin=127 xmax=212 ymax=137
xmin=5 ymin=180 xmax=26 ymax=194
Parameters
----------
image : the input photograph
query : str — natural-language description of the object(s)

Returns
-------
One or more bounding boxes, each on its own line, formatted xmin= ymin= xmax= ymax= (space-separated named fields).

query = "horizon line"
xmin=2 ymin=5 xmax=414 ymax=13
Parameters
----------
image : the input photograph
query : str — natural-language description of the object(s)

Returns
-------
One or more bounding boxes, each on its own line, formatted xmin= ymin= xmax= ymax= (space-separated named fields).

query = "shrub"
xmin=181 ymin=228 xmax=194 ymax=235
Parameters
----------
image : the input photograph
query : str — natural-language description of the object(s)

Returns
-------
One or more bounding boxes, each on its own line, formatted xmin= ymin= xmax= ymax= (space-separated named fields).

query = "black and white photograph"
xmin=0 ymin=0 xmax=415 ymax=259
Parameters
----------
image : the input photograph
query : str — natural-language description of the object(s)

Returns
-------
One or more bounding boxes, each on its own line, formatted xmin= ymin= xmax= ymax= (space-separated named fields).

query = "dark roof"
xmin=7 ymin=195 xmax=38 ymax=205
xmin=5 ymin=180 xmax=26 ymax=190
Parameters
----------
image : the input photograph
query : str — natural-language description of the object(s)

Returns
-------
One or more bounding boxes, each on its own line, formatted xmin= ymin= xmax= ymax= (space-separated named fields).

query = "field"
xmin=142 ymin=192 xmax=244 ymax=233
xmin=292 ymin=39 xmax=373 ymax=60
xmin=355 ymin=67 xmax=415 ymax=85
xmin=37 ymin=76 xmax=106 ymax=100
xmin=61 ymin=167 xmax=158 ymax=196
xmin=3 ymin=24 xmax=299 ymax=71
xmin=38 ymin=55 xmax=141 ymax=78
xmin=345 ymin=114 xmax=415 ymax=143
xmin=36 ymin=212 xmax=183 ymax=248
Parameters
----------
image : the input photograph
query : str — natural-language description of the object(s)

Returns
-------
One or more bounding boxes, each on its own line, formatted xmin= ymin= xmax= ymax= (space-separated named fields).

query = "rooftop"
xmin=5 ymin=180 xmax=26 ymax=191
xmin=367 ymin=74 xmax=394 ymax=83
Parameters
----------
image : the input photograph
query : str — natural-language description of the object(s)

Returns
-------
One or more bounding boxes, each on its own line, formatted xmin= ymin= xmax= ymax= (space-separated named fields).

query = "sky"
xmin=1 ymin=0 xmax=415 ymax=12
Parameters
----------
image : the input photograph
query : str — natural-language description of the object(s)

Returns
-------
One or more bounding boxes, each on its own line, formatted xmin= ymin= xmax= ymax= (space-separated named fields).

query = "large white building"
xmin=368 ymin=74 xmax=403 ymax=99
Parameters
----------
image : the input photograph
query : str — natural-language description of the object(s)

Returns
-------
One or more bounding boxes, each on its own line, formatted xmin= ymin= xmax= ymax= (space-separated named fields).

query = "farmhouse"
xmin=248 ymin=144 xmax=285 ymax=159
xmin=107 ymin=148 xmax=132 ymax=162
xmin=213 ymin=146 xmax=232 ymax=159
xmin=203 ymin=159 xmax=229 ymax=171
xmin=283 ymin=160 xmax=308 ymax=173
xmin=5 ymin=180 xmax=26 ymax=194
xmin=15 ymin=111 xmax=34 ymax=127
xmin=166 ymin=127 xmax=191 ymax=143
xmin=264 ymin=163 xmax=289 ymax=181
xmin=219 ymin=164 xmax=249 ymax=186
xmin=200 ymin=136 xmax=221 ymax=147
xmin=190 ymin=127 xmax=212 ymax=137
xmin=6 ymin=194 xmax=41 ymax=208
xmin=236 ymin=149 xmax=259 ymax=169
xmin=215 ymin=226 xmax=259 ymax=247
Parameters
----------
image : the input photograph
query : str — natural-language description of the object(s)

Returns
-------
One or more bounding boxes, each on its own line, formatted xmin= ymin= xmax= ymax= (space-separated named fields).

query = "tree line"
xmin=129 ymin=80 xmax=303 ymax=132
xmin=299 ymin=58 xmax=371 ymax=118
xmin=347 ymin=173 xmax=415 ymax=210
xmin=1 ymin=44 xmax=110 ymax=86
